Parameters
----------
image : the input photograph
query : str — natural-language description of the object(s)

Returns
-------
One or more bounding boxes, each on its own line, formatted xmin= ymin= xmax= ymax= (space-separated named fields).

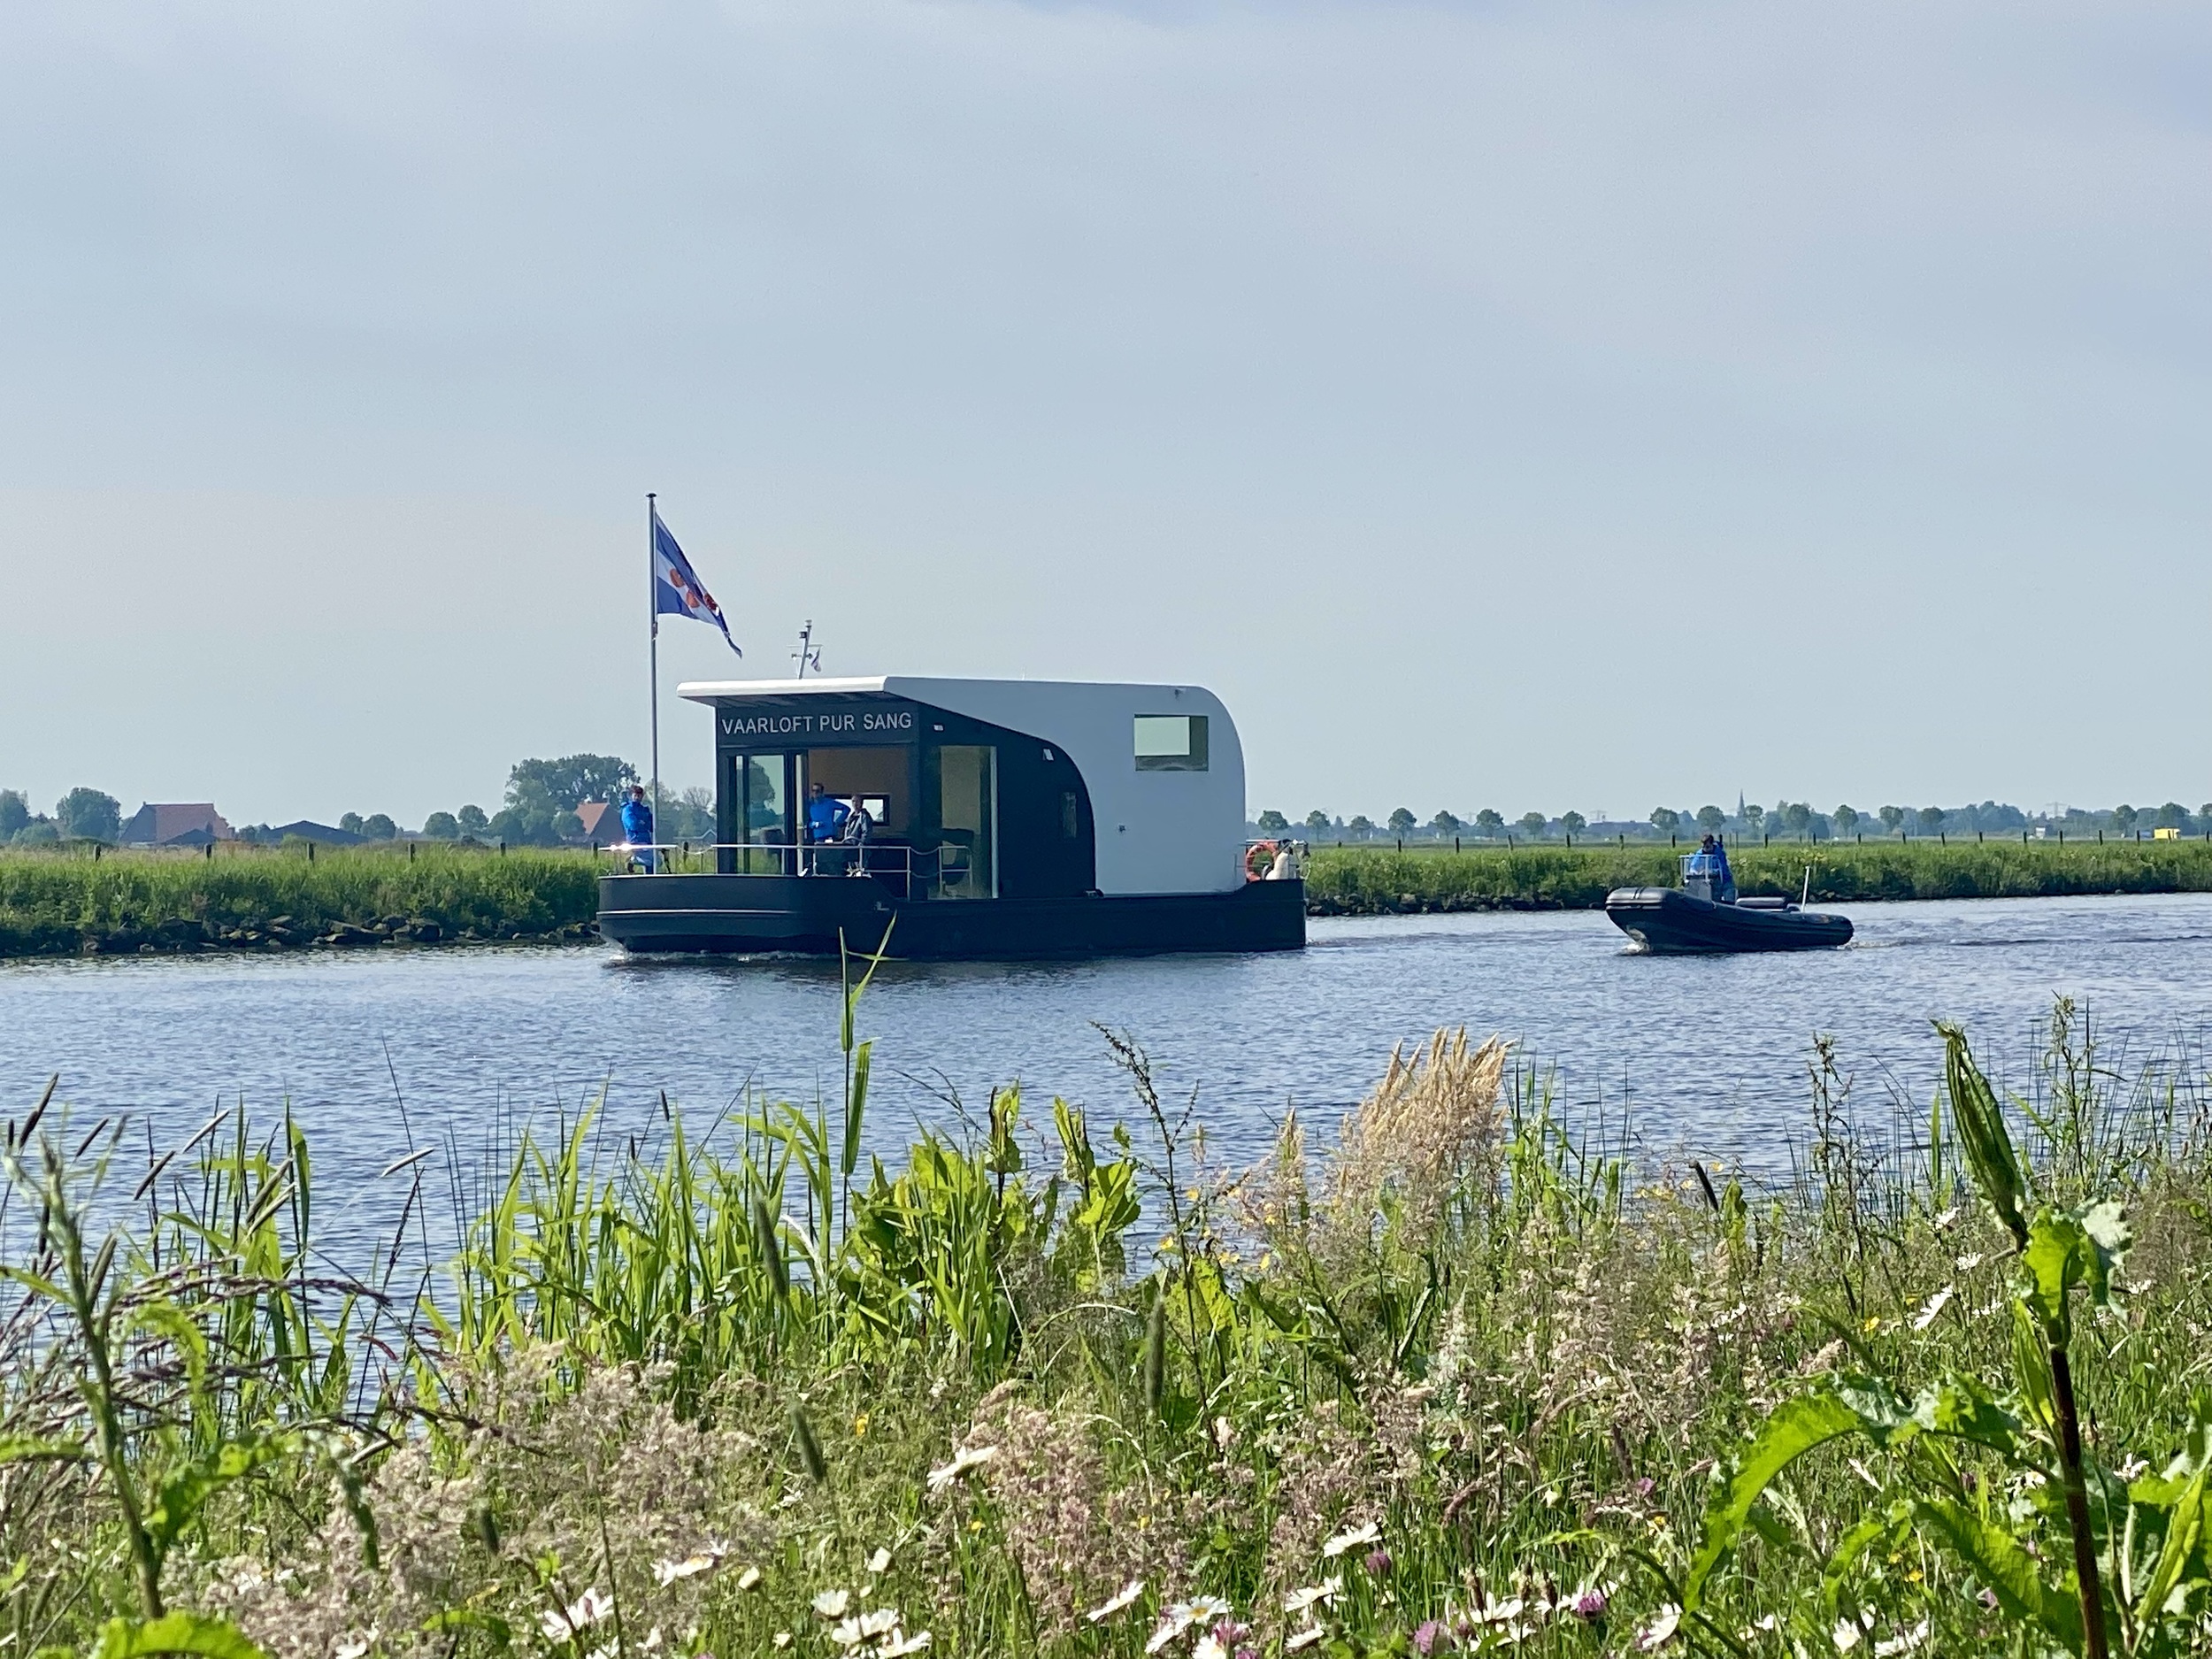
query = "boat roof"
xmin=676 ymin=675 xmax=1199 ymax=703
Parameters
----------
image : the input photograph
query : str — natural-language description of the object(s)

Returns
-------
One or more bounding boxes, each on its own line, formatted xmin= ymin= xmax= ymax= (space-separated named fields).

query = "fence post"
xmin=1454 ymin=836 xmax=1460 ymax=853
xmin=308 ymin=841 xmax=314 ymax=864
xmin=204 ymin=841 xmax=213 ymax=862
xmin=408 ymin=841 xmax=416 ymax=863
xmin=500 ymin=840 xmax=507 ymax=856
xmin=1396 ymin=837 xmax=1402 ymax=853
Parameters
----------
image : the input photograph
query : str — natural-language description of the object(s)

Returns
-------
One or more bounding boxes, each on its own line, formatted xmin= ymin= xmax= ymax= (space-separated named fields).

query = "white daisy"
xmin=1086 ymin=1579 xmax=1145 ymax=1623
xmin=1321 ymin=1520 xmax=1381 ymax=1558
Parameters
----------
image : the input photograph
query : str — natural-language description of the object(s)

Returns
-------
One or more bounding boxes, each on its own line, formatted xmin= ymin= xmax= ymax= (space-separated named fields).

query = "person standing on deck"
xmin=620 ymin=785 xmax=657 ymax=873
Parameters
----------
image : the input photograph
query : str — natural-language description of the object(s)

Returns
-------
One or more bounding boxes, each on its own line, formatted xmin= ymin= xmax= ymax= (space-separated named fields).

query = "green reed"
xmin=5 ymin=995 xmax=2210 ymax=1658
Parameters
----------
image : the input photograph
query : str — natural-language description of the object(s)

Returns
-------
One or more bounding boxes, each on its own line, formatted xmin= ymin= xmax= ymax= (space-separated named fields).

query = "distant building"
xmin=120 ymin=803 xmax=234 ymax=847
xmin=576 ymin=801 xmax=617 ymax=840
xmin=266 ymin=820 xmax=366 ymax=845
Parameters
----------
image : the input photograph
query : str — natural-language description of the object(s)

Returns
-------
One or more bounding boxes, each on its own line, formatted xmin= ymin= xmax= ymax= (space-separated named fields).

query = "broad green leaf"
xmin=1910 ymin=1495 xmax=2081 ymax=1651
xmin=1820 ymin=1509 xmax=1901 ymax=1619
xmin=842 ymin=1040 xmax=871 ymax=1179
xmin=1912 ymin=1375 xmax=2024 ymax=1456
xmin=0 ymin=1432 xmax=89 ymax=1464
xmin=145 ymin=1435 xmax=289 ymax=1561
xmin=2136 ymin=1454 xmax=2208 ymax=1626
xmin=124 ymin=1300 xmax=210 ymax=1407
xmin=89 ymin=1613 xmax=270 ymax=1659
xmin=1939 ymin=1022 xmax=2029 ymax=1247
xmin=2010 ymin=1300 xmax=2057 ymax=1430
xmin=2022 ymin=1200 xmax=2129 ymax=1340
xmin=1686 ymin=1387 xmax=1870 ymax=1607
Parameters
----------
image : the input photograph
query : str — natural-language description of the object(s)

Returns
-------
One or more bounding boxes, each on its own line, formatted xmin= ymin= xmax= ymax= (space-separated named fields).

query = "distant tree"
xmin=1783 ymin=802 xmax=1813 ymax=839
xmin=1878 ymin=805 xmax=1906 ymax=835
xmin=57 ymin=787 xmax=120 ymax=842
xmin=1560 ymin=810 xmax=1586 ymax=837
xmin=1304 ymin=810 xmax=1332 ymax=838
xmin=1695 ymin=805 xmax=1726 ymax=835
xmin=1743 ymin=803 xmax=1764 ymax=835
xmin=0 ymin=790 xmax=27 ymax=839
xmin=340 ymin=812 xmax=365 ymax=834
xmin=673 ymin=787 xmax=717 ymax=841
xmin=457 ymin=804 xmax=490 ymax=837
xmin=550 ymin=810 xmax=584 ymax=841
xmin=1387 ymin=808 xmax=1417 ymax=835
xmin=14 ymin=822 xmax=59 ymax=845
xmin=1918 ymin=806 xmax=1946 ymax=835
xmin=1649 ymin=807 xmax=1681 ymax=837
xmin=1517 ymin=810 xmax=1548 ymax=839
xmin=2114 ymin=803 xmax=2138 ymax=838
xmin=422 ymin=810 xmax=460 ymax=839
xmin=362 ymin=813 xmax=397 ymax=841
xmin=1474 ymin=809 xmax=1504 ymax=837
xmin=1255 ymin=810 xmax=1290 ymax=835
xmin=2154 ymin=802 xmax=2188 ymax=831
xmin=1833 ymin=804 xmax=1860 ymax=835
xmin=2200 ymin=803 xmax=2212 ymax=830
xmin=508 ymin=755 xmax=640 ymax=815
xmin=487 ymin=808 xmax=527 ymax=845
xmin=1347 ymin=815 xmax=1375 ymax=837
xmin=1431 ymin=810 xmax=1463 ymax=836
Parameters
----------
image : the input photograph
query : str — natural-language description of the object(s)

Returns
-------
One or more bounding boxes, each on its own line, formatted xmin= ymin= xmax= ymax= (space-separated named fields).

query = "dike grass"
xmin=1305 ymin=836 xmax=2212 ymax=914
xmin=4 ymin=1000 xmax=2209 ymax=1658
xmin=0 ymin=841 xmax=601 ymax=956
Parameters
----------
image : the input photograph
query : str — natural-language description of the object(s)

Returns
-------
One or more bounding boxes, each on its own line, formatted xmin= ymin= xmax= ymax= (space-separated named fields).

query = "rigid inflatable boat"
xmin=1605 ymin=841 xmax=1852 ymax=954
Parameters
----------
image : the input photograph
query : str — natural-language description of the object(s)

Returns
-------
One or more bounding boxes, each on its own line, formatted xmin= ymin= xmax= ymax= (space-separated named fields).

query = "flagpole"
xmin=647 ymin=492 xmax=661 ymax=864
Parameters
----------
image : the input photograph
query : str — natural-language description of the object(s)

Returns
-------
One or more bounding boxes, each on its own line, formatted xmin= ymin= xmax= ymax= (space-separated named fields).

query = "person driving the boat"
xmin=1686 ymin=833 xmax=1736 ymax=900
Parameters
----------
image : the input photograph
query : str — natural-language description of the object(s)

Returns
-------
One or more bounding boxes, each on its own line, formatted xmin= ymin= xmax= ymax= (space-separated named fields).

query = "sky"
xmin=2 ymin=0 xmax=2208 ymax=829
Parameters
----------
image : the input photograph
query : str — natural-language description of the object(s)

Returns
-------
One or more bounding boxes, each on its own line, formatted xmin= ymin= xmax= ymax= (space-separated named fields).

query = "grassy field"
xmin=1306 ymin=838 xmax=2212 ymax=914
xmin=0 ymin=842 xmax=600 ymax=956
xmin=5 ymin=997 xmax=2208 ymax=1657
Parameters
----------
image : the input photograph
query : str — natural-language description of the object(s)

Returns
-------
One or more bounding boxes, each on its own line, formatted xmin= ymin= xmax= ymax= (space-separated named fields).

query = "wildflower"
xmin=866 ymin=1548 xmax=892 ymax=1574
xmin=1363 ymin=1548 xmax=1393 ymax=1577
xmin=926 ymin=1444 xmax=997 ymax=1494
xmin=2117 ymin=1455 xmax=2149 ymax=1481
xmin=334 ymin=1632 xmax=378 ymax=1659
xmin=1570 ymin=1586 xmax=1609 ymax=1619
xmin=1282 ymin=1578 xmax=1342 ymax=1615
xmin=1910 ymin=1286 xmax=1955 ymax=1332
xmin=1413 ymin=1619 xmax=1452 ymax=1655
xmin=1211 ymin=1619 xmax=1251 ymax=1646
xmin=1321 ymin=1519 xmax=1380 ymax=1557
xmin=772 ymin=1638 xmax=791 ymax=1651
xmin=880 ymin=1633 xmax=932 ymax=1656
xmin=1634 ymin=1604 xmax=1681 ymax=1650
xmin=541 ymin=1588 xmax=615 ymax=1641
xmin=1194 ymin=1639 xmax=1228 ymax=1659
xmin=1955 ymin=1250 xmax=1987 ymax=1271
xmin=1832 ymin=1615 xmax=1865 ymax=1652
xmin=1285 ymin=1627 xmax=1326 ymax=1653
xmin=654 ymin=1554 xmax=718 ymax=1586
xmin=735 ymin=1566 xmax=763 ymax=1592
xmin=854 ymin=1412 xmax=869 ymax=1438
xmin=830 ymin=1609 xmax=901 ymax=1647
xmin=1087 ymin=1579 xmax=1145 ymax=1622
xmin=813 ymin=1589 xmax=852 ymax=1619
xmin=1873 ymin=1624 xmax=1929 ymax=1657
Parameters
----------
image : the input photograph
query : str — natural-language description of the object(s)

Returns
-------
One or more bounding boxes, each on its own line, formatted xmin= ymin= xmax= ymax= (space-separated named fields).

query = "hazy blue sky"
xmin=3 ymin=1 xmax=2207 ymax=827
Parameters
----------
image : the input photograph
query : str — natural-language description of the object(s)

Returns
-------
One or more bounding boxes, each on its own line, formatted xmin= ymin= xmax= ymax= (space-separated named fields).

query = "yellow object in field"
xmin=2154 ymin=826 xmax=2181 ymax=840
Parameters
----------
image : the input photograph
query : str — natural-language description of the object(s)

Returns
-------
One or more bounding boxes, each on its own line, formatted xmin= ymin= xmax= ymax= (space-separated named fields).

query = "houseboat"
xmin=595 ymin=676 xmax=1306 ymax=958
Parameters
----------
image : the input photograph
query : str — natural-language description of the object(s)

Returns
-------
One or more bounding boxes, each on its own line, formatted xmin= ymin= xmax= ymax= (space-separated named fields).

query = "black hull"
xmin=1604 ymin=887 xmax=1853 ymax=954
xmin=598 ymin=872 xmax=1307 ymax=959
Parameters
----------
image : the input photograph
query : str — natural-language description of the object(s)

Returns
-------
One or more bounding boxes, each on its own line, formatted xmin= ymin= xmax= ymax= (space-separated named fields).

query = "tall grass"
xmin=0 ymin=844 xmax=599 ymax=956
xmin=5 ymin=997 xmax=2210 ymax=1657
xmin=1307 ymin=839 xmax=2212 ymax=914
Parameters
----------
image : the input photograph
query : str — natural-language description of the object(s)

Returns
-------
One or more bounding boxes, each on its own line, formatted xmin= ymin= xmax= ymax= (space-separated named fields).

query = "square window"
xmin=1134 ymin=714 xmax=1209 ymax=772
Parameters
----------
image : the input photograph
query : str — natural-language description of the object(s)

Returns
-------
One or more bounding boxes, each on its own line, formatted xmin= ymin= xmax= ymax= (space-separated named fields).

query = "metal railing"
xmin=598 ymin=841 xmax=989 ymax=897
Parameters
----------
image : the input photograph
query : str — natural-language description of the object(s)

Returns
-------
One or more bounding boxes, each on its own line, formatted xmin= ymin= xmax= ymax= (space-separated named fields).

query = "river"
xmin=5 ymin=892 xmax=2210 ymax=1256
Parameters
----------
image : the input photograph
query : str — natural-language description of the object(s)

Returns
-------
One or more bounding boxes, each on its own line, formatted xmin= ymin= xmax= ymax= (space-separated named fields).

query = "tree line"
xmin=1254 ymin=796 xmax=2212 ymax=843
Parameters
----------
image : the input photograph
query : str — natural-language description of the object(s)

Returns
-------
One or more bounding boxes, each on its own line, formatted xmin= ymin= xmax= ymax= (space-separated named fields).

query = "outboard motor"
xmin=1681 ymin=839 xmax=1738 ymax=903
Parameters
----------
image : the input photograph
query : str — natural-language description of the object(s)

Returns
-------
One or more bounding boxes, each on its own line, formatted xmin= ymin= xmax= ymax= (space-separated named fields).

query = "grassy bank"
xmin=6 ymin=998 xmax=2210 ymax=1657
xmin=0 ymin=843 xmax=600 ymax=956
xmin=1306 ymin=838 xmax=2212 ymax=914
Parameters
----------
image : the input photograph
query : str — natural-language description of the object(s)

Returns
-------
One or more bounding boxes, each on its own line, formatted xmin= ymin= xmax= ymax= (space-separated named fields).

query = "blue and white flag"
xmin=652 ymin=510 xmax=741 ymax=656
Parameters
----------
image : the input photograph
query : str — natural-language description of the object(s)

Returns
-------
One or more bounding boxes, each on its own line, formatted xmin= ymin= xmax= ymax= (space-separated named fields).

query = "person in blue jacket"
xmin=807 ymin=783 xmax=849 ymax=843
xmin=619 ymin=785 xmax=657 ymax=873
xmin=1686 ymin=833 xmax=1735 ymax=900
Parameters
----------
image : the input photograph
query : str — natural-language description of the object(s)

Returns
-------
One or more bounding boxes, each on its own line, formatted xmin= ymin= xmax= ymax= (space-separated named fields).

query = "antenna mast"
xmin=792 ymin=619 xmax=822 ymax=680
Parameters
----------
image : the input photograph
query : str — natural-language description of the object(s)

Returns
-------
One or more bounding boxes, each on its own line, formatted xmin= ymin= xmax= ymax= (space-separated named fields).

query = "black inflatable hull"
xmin=1603 ymin=887 xmax=1853 ymax=953
xmin=597 ymin=872 xmax=1307 ymax=959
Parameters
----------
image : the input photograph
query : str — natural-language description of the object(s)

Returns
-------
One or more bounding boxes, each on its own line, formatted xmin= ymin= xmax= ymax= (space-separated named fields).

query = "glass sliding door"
xmin=738 ymin=753 xmax=794 ymax=872
xmin=934 ymin=745 xmax=995 ymax=899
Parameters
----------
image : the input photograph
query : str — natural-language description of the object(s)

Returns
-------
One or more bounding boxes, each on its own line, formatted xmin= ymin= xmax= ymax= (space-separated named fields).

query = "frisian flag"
xmin=651 ymin=508 xmax=741 ymax=656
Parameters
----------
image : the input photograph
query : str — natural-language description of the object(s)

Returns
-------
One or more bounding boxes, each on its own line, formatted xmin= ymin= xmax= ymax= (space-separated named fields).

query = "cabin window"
xmin=1134 ymin=714 xmax=1209 ymax=772
xmin=1061 ymin=791 xmax=1079 ymax=839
